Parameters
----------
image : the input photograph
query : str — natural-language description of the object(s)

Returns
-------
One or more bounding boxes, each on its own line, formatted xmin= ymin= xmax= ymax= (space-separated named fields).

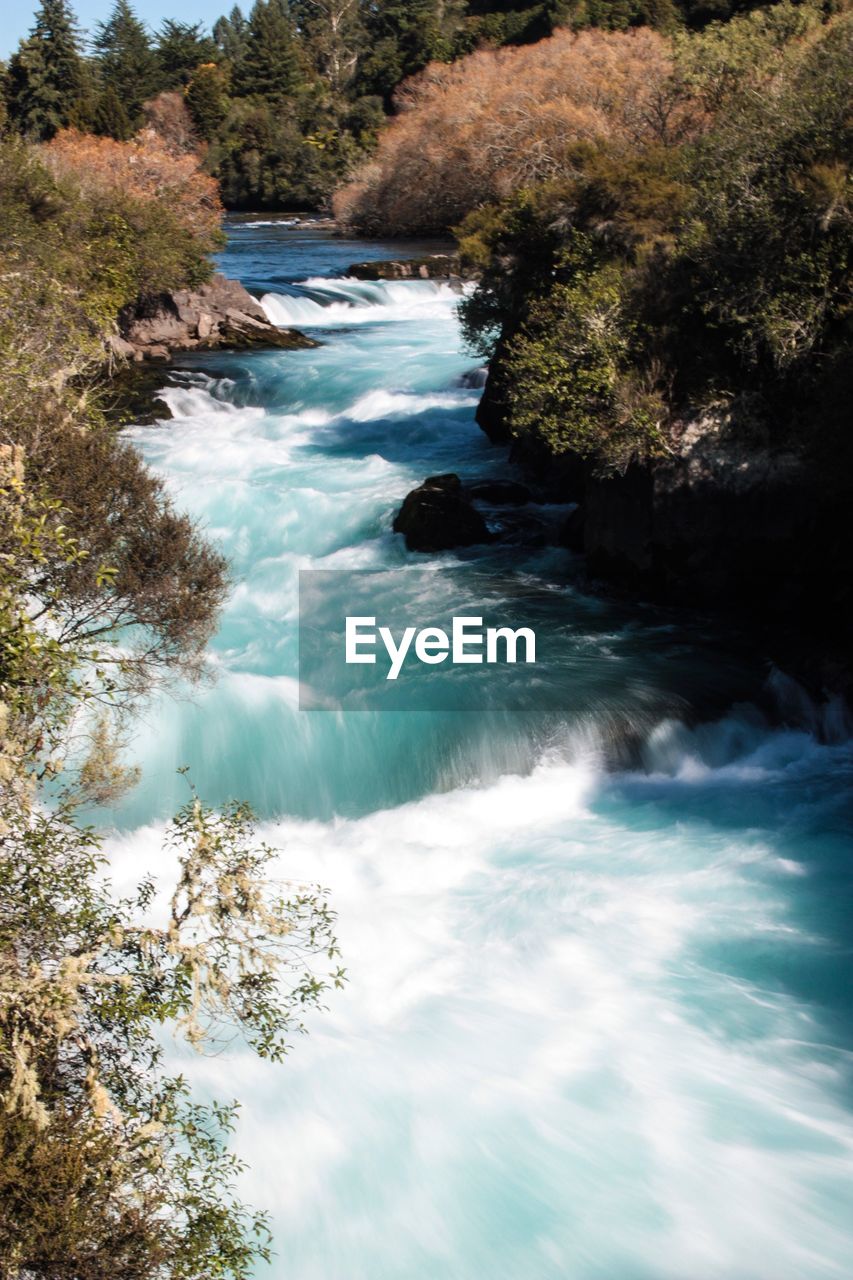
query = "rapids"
xmin=114 ymin=216 xmax=853 ymax=1279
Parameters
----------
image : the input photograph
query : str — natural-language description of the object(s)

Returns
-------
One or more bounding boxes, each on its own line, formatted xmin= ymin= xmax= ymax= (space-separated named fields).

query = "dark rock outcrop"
xmin=347 ymin=253 xmax=477 ymax=284
xmin=393 ymin=474 xmax=492 ymax=552
xmin=579 ymin=414 xmax=824 ymax=617
xmin=115 ymin=273 xmax=317 ymax=362
xmin=475 ymin=348 xmax=853 ymax=638
xmin=474 ymin=341 xmax=514 ymax=444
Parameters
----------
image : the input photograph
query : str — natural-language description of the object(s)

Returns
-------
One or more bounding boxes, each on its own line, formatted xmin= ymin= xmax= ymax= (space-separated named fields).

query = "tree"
xmin=335 ymin=26 xmax=699 ymax=234
xmin=155 ymin=20 xmax=219 ymax=90
xmin=214 ymin=5 xmax=250 ymax=63
xmin=94 ymin=0 xmax=159 ymax=123
xmin=6 ymin=0 xmax=90 ymax=141
xmin=92 ymin=83 xmax=134 ymax=138
xmin=233 ymin=0 xmax=305 ymax=100
xmin=0 ymin=127 xmax=343 ymax=1280
xmin=186 ymin=62 xmax=230 ymax=140
xmin=0 ymin=780 xmax=344 ymax=1279
xmin=294 ymin=0 xmax=364 ymax=94
xmin=356 ymin=0 xmax=459 ymax=101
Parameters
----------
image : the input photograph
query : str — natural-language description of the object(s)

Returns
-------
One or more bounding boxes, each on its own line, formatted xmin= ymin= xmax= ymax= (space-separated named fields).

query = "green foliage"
xmin=6 ymin=0 xmax=92 ymax=140
xmin=3 ymin=0 xmax=741 ymax=211
xmin=214 ymin=5 xmax=250 ymax=63
xmin=186 ymin=63 xmax=230 ymax=140
xmin=0 ymin=104 xmax=340 ymax=1280
xmin=232 ymin=0 xmax=304 ymax=99
xmin=670 ymin=9 xmax=853 ymax=387
xmin=459 ymin=7 xmax=852 ymax=468
xmin=501 ymin=236 xmax=667 ymax=467
xmin=92 ymin=83 xmax=133 ymax=138
xmin=155 ymin=20 xmax=220 ymax=89
xmin=0 ymin=136 xmax=228 ymax=770
xmin=0 ymin=785 xmax=344 ymax=1279
xmin=94 ymin=0 xmax=159 ymax=125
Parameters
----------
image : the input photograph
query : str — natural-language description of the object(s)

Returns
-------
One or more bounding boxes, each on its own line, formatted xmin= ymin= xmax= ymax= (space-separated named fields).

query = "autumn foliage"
xmin=44 ymin=127 xmax=222 ymax=247
xmin=334 ymin=27 xmax=702 ymax=234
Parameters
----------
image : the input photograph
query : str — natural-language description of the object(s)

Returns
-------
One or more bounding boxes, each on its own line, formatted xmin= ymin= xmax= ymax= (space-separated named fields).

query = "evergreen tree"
xmin=186 ymin=62 xmax=230 ymax=139
xmin=356 ymin=0 xmax=456 ymax=101
xmin=156 ymin=20 xmax=220 ymax=89
xmin=94 ymin=0 xmax=158 ymax=122
xmin=92 ymin=82 xmax=133 ymax=137
xmin=214 ymin=5 xmax=250 ymax=64
xmin=6 ymin=0 xmax=89 ymax=140
xmin=233 ymin=0 xmax=305 ymax=100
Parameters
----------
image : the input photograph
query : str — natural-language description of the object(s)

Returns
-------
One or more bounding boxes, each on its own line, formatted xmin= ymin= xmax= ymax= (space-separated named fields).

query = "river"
xmin=112 ymin=217 xmax=853 ymax=1279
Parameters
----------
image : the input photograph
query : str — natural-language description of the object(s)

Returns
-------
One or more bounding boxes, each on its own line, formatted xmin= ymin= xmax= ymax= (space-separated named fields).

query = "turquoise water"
xmin=114 ymin=218 xmax=853 ymax=1279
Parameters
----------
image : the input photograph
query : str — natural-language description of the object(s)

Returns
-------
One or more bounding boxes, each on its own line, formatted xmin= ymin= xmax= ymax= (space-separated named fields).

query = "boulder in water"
xmin=393 ymin=474 xmax=492 ymax=552
xmin=347 ymin=253 xmax=476 ymax=283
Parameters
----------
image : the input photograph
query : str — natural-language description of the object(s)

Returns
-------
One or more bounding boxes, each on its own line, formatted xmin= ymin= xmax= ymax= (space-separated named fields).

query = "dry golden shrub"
xmin=334 ymin=27 xmax=703 ymax=234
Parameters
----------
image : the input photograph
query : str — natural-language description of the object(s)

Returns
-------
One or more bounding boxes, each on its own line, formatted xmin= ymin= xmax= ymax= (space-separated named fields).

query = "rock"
xmin=459 ymin=365 xmax=488 ymax=389
xmin=467 ymin=480 xmax=531 ymax=505
xmin=347 ymin=253 xmax=478 ymax=282
xmin=393 ymin=474 xmax=492 ymax=552
xmin=577 ymin=410 xmax=853 ymax=635
xmin=117 ymin=273 xmax=318 ymax=361
xmin=474 ymin=343 xmax=514 ymax=445
xmin=99 ymin=361 xmax=174 ymax=425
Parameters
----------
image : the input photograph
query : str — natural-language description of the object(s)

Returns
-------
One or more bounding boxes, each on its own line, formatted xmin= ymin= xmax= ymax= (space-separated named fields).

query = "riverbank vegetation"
xmin=4 ymin=0 xmax=825 ymax=210
xmin=0 ymin=115 xmax=343 ymax=1280
xmin=336 ymin=2 xmax=851 ymax=473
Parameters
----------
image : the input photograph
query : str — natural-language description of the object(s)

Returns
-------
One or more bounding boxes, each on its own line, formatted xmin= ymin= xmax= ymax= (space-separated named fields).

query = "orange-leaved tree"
xmin=334 ymin=27 xmax=705 ymax=235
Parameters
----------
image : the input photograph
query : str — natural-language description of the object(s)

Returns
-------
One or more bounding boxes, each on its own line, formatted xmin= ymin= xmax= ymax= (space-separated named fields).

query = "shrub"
xmin=334 ymin=26 xmax=702 ymax=233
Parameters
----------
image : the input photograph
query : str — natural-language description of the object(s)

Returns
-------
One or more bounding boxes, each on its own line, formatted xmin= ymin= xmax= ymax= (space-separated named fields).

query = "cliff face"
xmin=477 ymin=373 xmax=853 ymax=639
xmin=113 ymin=274 xmax=317 ymax=361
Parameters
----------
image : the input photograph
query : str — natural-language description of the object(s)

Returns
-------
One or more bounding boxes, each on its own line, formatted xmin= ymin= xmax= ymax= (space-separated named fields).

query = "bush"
xmin=456 ymin=5 xmax=852 ymax=468
xmin=334 ymin=26 xmax=702 ymax=234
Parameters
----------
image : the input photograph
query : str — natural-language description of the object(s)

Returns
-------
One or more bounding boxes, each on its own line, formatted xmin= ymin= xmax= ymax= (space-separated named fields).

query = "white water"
xmin=118 ymin=222 xmax=853 ymax=1278
xmin=261 ymin=277 xmax=469 ymax=328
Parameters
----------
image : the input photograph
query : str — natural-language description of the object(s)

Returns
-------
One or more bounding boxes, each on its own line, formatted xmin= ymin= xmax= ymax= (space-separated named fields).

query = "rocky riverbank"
xmin=394 ymin=372 xmax=853 ymax=682
xmin=111 ymin=273 xmax=316 ymax=362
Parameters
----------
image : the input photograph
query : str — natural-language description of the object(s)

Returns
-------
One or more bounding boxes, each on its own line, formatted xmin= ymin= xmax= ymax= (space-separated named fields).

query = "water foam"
xmin=261 ymin=277 xmax=464 ymax=328
xmin=108 ymin=738 xmax=853 ymax=1280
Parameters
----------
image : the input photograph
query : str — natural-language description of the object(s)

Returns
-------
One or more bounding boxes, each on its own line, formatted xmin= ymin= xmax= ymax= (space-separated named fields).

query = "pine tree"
xmin=94 ymin=0 xmax=158 ymax=122
xmin=233 ymin=0 xmax=305 ymax=100
xmin=186 ymin=63 xmax=230 ymax=139
xmin=92 ymin=83 xmax=133 ymax=138
xmin=156 ymin=20 xmax=220 ymax=90
xmin=356 ymin=0 xmax=457 ymax=101
xmin=214 ymin=6 xmax=250 ymax=64
xmin=6 ymin=0 xmax=88 ymax=141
